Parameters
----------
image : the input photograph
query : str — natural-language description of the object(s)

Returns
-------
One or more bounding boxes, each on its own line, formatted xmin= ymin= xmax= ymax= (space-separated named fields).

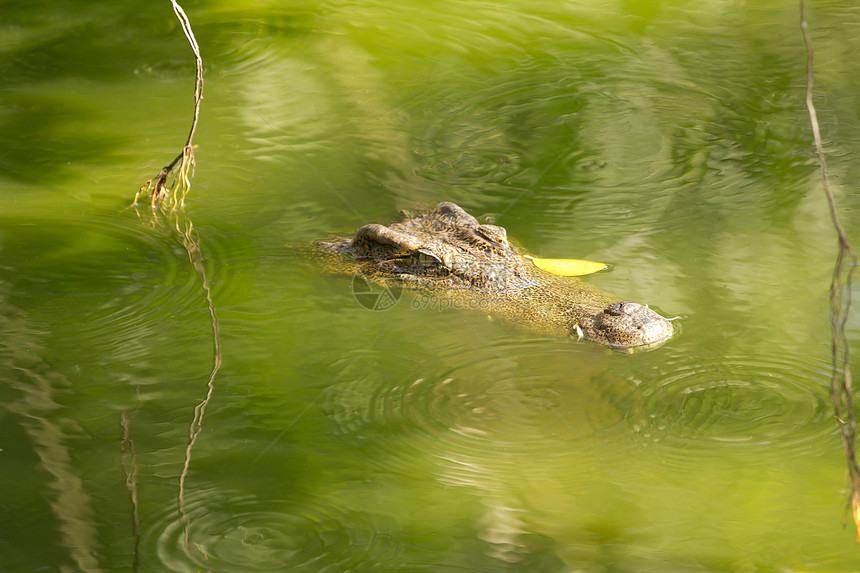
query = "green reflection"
xmin=1 ymin=0 xmax=859 ymax=571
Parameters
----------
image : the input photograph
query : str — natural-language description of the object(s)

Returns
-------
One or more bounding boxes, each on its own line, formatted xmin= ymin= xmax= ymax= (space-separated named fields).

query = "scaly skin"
xmin=317 ymin=202 xmax=674 ymax=350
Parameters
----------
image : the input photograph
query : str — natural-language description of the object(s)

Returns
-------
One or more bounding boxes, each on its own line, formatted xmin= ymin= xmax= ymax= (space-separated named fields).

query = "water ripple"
xmin=415 ymin=100 xmax=527 ymax=189
xmin=625 ymin=354 xmax=834 ymax=459
xmin=0 ymin=213 xmax=251 ymax=367
xmin=0 ymin=214 xmax=189 ymax=318
xmin=145 ymin=490 xmax=401 ymax=572
xmin=328 ymin=338 xmax=634 ymax=481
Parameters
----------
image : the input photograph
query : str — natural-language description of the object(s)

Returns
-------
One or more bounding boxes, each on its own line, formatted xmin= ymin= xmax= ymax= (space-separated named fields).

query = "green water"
xmin=2 ymin=0 xmax=860 ymax=571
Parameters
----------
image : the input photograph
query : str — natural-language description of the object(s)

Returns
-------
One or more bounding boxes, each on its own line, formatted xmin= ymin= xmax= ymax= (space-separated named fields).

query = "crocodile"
xmin=316 ymin=202 xmax=675 ymax=351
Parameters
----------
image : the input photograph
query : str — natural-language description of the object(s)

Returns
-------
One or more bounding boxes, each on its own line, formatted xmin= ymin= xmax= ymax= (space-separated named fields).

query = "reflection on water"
xmin=2 ymin=0 xmax=860 ymax=570
xmin=0 ymin=288 xmax=101 ymax=572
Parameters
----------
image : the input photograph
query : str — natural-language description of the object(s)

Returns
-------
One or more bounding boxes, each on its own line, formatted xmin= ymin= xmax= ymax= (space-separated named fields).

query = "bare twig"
xmin=129 ymin=3 xmax=218 ymax=564
xmin=801 ymin=0 xmax=860 ymax=541
xmin=134 ymin=0 xmax=204 ymax=211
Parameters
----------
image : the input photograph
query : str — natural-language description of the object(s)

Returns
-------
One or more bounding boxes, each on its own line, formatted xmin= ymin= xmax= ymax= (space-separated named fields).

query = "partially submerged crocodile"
xmin=317 ymin=202 xmax=674 ymax=351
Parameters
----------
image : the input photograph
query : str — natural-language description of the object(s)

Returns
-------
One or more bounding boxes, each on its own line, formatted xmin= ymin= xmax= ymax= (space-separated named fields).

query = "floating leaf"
xmin=526 ymin=256 xmax=609 ymax=276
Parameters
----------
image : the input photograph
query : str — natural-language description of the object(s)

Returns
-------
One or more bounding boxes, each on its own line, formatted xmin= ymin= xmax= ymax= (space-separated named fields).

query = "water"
xmin=1 ymin=0 xmax=859 ymax=571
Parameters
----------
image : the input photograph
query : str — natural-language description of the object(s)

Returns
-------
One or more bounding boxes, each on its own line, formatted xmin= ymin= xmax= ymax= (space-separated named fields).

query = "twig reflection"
xmin=801 ymin=0 xmax=860 ymax=541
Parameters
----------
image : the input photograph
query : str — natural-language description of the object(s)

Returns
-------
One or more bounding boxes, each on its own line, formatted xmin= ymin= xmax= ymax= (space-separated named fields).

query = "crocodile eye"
xmin=415 ymin=249 xmax=443 ymax=268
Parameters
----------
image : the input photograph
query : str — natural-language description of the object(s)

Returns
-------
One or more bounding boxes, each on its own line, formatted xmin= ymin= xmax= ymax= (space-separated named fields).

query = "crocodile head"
xmin=327 ymin=202 xmax=537 ymax=291
xmin=319 ymin=202 xmax=675 ymax=350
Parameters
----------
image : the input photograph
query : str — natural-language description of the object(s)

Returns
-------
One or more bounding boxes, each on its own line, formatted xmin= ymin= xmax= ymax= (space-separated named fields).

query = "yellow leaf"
xmin=526 ymin=256 xmax=609 ymax=276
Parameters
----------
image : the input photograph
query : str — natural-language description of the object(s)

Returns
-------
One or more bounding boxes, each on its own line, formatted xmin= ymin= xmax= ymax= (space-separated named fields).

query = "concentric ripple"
xmin=626 ymin=354 xmax=834 ymax=457
xmin=416 ymin=107 xmax=526 ymax=188
xmin=144 ymin=490 xmax=401 ymax=572
xmin=0 ymin=214 xmax=192 ymax=324
xmin=0 ymin=213 xmax=250 ymax=365
xmin=327 ymin=338 xmax=634 ymax=478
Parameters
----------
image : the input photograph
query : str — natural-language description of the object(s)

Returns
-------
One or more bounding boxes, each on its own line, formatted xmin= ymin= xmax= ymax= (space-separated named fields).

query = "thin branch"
xmin=134 ymin=0 xmax=204 ymax=211
xmin=801 ymin=0 xmax=860 ymax=541
xmin=171 ymin=0 xmax=203 ymax=150
xmin=129 ymin=3 xmax=218 ymax=565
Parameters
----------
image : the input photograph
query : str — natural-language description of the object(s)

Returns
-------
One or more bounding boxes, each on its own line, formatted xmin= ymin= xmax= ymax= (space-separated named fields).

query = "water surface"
xmin=1 ymin=0 xmax=859 ymax=571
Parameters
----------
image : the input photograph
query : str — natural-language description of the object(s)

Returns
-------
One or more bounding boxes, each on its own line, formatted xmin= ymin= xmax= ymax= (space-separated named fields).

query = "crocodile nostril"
xmin=603 ymin=301 xmax=640 ymax=317
xmin=603 ymin=302 xmax=624 ymax=316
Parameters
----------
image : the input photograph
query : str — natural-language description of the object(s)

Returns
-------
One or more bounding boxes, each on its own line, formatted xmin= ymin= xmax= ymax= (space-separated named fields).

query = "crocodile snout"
xmin=591 ymin=301 xmax=674 ymax=349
